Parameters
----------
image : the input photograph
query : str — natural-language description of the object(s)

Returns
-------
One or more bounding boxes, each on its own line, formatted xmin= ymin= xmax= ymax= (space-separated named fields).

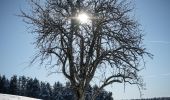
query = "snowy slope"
xmin=0 ymin=93 xmax=41 ymax=100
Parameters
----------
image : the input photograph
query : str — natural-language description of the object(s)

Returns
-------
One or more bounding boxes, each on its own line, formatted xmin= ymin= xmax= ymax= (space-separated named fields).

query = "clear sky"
xmin=0 ymin=0 xmax=170 ymax=99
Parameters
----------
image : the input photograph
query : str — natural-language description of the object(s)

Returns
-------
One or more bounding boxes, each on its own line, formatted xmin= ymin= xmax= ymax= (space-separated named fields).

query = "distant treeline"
xmin=0 ymin=74 xmax=113 ymax=100
xmin=132 ymin=97 xmax=170 ymax=100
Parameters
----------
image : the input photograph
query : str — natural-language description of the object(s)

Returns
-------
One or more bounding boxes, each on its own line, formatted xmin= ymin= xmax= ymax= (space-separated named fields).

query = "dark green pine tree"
xmin=0 ymin=75 xmax=10 ymax=94
xmin=46 ymin=82 xmax=52 ymax=100
xmin=9 ymin=75 xmax=18 ymax=95
xmin=20 ymin=76 xmax=27 ymax=96
xmin=0 ymin=75 xmax=7 ymax=93
xmin=85 ymin=85 xmax=93 ymax=100
xmin=0 ymin=75 xmax=4 ymax=93
xmin=0 ymin=75 xmax=2 ymax=92
xmin=40 ymin=82 xmax=48 ymax=100
xmin=52 ymin=82 xmax=63 ymax=100
xmin=26 ymin=78 xmax=34 ymax=97
xmin=104 ymin=92 xmax=113 ymax=100
xmin=3 ymin=78 xmax=10 ymax=94
xmin=18 ymin=76 xmax=22 ymax=95
xmin=32 ymin=78 xmax=40 ymax=98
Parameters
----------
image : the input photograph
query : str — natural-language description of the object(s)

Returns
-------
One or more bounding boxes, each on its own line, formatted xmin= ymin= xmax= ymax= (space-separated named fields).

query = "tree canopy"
xmin=20 ymin=0 xmax=152 ymax=99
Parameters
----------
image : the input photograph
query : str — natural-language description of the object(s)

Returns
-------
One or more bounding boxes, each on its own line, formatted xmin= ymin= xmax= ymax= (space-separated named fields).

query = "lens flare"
xmin=77 ymin=13 xmax=89 ymax=24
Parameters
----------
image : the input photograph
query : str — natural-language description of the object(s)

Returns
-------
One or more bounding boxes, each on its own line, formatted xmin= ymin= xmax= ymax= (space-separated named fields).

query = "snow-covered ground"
xmin=0 ymin=93 xmax=41 ymax=100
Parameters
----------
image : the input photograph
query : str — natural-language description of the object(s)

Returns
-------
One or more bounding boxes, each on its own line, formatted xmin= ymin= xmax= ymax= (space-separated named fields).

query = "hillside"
xmin=0 ymin=93 xmax=41 ymax=100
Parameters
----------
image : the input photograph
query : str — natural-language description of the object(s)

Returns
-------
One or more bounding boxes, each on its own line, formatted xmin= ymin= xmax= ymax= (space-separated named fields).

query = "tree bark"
xmin=79 ymin=89 xmax=85 ymax=100
xmin=74 ymin=88 xmax=85 ymax=100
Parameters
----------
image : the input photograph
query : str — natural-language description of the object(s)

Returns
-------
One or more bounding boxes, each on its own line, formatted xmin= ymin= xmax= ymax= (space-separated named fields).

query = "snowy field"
xmin=0 ymin=93 xmax=41 ymax=100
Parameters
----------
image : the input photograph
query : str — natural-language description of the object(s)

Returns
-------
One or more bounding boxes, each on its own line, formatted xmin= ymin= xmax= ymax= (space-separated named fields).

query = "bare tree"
xmin=20 ymin=0 xmax=152 ymax=100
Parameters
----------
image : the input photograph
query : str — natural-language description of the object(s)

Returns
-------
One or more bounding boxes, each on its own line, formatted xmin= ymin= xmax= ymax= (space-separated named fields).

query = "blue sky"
xmin=0 ymin=0 xmax=170 ymax=99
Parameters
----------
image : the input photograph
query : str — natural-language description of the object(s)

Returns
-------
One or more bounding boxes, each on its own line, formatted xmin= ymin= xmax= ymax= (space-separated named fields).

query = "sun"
xmin=77 ymin=13 xmax=89 ymax=24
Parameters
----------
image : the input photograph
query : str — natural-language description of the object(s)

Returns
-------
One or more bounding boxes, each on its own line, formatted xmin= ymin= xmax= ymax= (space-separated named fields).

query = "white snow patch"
xmin=0 ymin=93 xmax=41 ymax=100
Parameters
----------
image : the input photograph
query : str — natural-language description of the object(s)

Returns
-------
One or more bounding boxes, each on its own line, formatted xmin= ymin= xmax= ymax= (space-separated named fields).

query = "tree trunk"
xmin=79 ymin=93 xmax=85 ymax=100
xmin=79 ymin=89 xmax=85 ymax=100
xmin=74 ymin=88 xmax=85 ymax=100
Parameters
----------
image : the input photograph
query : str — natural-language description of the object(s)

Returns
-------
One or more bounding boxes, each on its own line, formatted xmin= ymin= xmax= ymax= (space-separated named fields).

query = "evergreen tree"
xmin=20 ymin=76 xmax=27 ymax=96
xmin=64 ymin=81 xmax=74 ymax=100
xmin=40 ymin=82 xmax=48 ymax=100
xmin=85 ymin=85 xmax=93 ymax=100
xmin=0 ymin=75 xmax=2 ymax=92
xmin=104 ymin=92 xmax=113 ymax=100
xmin=0 ymin=75 xmax=9 ymax=93
xmin=9 ymin=75 xmax=18 ymax=95
xmin=26 ymin=78 xmax=33 ymax=97
xmin=65 ymin=82 xmax=71 ymax=88
xmin=0 ymin=75 xmax=4 ymax=93
xmin=18 ymin=76 xmax=22 ymax=95
xmin=52 ymin=82 xmax=63 ymax=100
xmin=3 ymin=78 xmax=10 ymax=94
xmin=0 ymin=74 xmax=114 ymax=100
xmin=63 ymin=86 xmax=74 ymax=100
xmin=32 ymin=78 xmax=40 ymax=98
xmin=46 ymin=82 xmax=52 ymax=100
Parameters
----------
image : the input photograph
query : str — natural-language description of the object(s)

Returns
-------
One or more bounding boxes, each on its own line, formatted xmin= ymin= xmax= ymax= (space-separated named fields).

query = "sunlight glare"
xmin=77 ymin=13 xmax=89 ymax=24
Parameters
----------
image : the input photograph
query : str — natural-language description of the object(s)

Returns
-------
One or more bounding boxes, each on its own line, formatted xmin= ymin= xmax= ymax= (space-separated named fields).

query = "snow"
xmin=0 ymin=93 xmax=41 ymax=100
